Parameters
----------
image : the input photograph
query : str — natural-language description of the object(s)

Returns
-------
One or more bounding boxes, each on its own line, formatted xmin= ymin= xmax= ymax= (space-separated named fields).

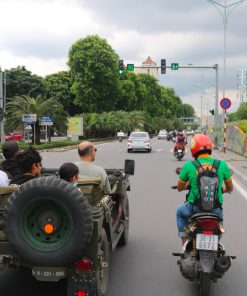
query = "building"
xmin=134 ymin=56 xmax=158 ymax=79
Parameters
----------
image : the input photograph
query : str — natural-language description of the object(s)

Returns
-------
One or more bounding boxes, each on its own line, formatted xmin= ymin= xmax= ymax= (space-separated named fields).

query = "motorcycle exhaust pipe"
xmin=214 ymin=256 xmax=231 ymax=273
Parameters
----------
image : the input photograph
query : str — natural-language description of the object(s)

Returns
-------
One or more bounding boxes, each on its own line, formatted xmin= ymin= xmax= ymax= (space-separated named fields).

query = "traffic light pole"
xmin=133 ymin=64 xmax=219 ymax=149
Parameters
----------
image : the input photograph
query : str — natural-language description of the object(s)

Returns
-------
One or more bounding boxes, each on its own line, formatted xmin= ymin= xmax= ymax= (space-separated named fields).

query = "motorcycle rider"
xmin=176 ymin=134 xmax=233 ymax=245
xmin=117 ymin=130 xmax=124 ymax=141
xmin=173 ymin=130 xmax=186 ymax=154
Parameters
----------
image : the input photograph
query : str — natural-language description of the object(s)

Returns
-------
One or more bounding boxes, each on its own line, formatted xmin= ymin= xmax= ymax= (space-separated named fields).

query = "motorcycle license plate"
xmin=177 ymin=149 xmax=182 ymax=153
xmin=196 ymin=234 xmax=218 ymax=251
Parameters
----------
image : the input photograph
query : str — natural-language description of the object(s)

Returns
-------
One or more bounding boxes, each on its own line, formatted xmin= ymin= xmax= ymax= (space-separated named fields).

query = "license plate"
xmin=177 ymin=149 xmax=182 ymax=153
xmin=32 ymin=267 xmax=67 ymax=282
xmin=196 ymin=234 xmax=218 ymax=251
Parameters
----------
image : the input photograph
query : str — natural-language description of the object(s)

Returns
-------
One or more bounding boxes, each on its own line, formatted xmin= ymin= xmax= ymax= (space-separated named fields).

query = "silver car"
xmin=127 ymin=131 xmax=152 ymax=153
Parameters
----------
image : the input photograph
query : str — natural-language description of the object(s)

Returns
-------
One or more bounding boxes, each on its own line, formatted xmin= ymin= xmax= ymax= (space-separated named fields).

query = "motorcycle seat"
xmin=189 ymin=212 xmax=222 ymax=223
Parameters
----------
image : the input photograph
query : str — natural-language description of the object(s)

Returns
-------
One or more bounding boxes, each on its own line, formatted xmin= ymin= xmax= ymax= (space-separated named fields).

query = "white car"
xmin=127 ymin=131 xmax=152 ymax=153
xmin=158 ymin=130 xmax=167 ymax=139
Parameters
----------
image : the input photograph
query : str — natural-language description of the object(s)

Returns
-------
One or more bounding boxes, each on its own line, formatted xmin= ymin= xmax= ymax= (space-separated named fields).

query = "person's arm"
xmin=221 ymin=161 xmax=233 ymax=193
xmin=223 ymin=178 xmax=233 ymax=193
xmin=177 ymin=163 xmax=189 ymax=192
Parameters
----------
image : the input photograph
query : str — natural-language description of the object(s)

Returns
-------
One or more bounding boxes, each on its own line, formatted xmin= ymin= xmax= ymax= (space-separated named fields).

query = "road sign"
xmin=220 ymin=98 xmax=231 ymax=110
xmin=40 ymin=115 xmax=53 ymax=126
xmin=22 ymin=114 xmax=37 ymax=123
xmin=127 ymin=64 xmax=134 ymax=71
xmin=171 ymin=63 xmax=179 ymax=70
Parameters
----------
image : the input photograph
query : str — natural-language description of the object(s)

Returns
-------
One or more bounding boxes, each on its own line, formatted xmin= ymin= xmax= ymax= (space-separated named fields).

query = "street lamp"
xmin=207 ymin=0 xmax=246 ymax=98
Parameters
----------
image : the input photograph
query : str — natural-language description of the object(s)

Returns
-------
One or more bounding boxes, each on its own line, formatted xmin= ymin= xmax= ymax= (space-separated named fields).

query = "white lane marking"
xmin=233 ymin=179 xmax=247 ymax=200
xmin=157 ymin=148 xmax=163 ymax=152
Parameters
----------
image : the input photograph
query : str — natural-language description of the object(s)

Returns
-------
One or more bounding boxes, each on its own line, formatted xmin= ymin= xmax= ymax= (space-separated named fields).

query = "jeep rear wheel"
xmin=4 ymin=177 xmax=93 ymax=266
xmin=118 ymin=197 xmax=129 ymax=246
xmin=96 ymin=228 xmax=109 ymax=296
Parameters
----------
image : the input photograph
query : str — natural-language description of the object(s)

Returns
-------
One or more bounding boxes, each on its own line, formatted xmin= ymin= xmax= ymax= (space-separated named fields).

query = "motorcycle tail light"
xmin=77 ymin=290 xmax=87 ymax=296
xmin=197 ymin=219 xmax=219 ymax=231
xmin=75 ymin=258 xmax=93 ymax=270
xmin=202 ymin=230 xmax=214 ymax=235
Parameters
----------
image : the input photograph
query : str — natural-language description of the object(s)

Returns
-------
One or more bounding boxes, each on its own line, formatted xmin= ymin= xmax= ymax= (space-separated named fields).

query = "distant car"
xmin=158 ymin=130 xmax=167 ymax=139
xmin=186 ymin=130 xmax=195 ymax=136
xmin=5 ymin=132 xmax=23 ymax=141
xmin=127 ymin=131 xmax=152 ymax=153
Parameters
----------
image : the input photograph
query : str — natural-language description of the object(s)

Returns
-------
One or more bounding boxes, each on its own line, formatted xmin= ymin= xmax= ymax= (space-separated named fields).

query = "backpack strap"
xmin=211 ymin=159 xmax=221 ymax=174
xmin=192 ymin=160 xmax=204 ymax=174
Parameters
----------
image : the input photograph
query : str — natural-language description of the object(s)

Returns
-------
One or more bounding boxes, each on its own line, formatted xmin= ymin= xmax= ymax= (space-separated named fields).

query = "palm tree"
xmin=5 ymin=95 xmax=68 ymax=144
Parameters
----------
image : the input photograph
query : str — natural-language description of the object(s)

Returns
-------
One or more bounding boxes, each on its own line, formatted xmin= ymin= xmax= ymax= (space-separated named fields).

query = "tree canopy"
xmin=68 ymin=35 xmax=119 ymax=112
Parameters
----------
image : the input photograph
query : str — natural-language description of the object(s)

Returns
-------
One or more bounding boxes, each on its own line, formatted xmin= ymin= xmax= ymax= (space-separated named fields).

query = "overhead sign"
xmin=127 ymin=64 xmax=134 ymax=71
xmin=22 ymin=114 xmax=37 ymax=123
xmin=220 ymin=98 xmax=232 ymax=110
xmin=40 ymin=115 xmax=53 ymax=126
xmin=171 ymin=63 xmax=179 ymax=70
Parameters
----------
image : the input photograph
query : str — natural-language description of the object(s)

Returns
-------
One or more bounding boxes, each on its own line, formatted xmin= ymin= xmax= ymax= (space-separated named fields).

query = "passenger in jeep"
xmin=10 ymin=147 xmax=42 ymax=185
xmin=1 ymin=141 xmax=21 ymax=179
xmin=59 ymin=162 xmax=79 ymax=186
xmin=176 ymin=135 xmax=233 ymax=246
xmin=75 ymin=141 xmax=111 ymax=194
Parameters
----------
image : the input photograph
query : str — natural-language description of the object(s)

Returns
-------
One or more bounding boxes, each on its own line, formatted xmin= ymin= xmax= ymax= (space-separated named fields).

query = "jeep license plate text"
xmin=32 ymin=267 xmax=67 ymax=282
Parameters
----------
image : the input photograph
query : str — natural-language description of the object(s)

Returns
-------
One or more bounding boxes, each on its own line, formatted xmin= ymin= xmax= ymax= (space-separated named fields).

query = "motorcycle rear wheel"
xmin=199 ymin=272 xmax=211 ymax=296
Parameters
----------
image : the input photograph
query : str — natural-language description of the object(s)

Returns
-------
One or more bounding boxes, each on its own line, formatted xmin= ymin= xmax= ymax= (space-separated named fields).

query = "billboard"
xmin=67 ymin=116 xmax=83 ymax=136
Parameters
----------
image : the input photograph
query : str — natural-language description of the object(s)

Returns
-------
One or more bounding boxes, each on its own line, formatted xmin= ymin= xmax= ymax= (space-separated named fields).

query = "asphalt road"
xmin=1 ymin=138 xmax=247 ymax=296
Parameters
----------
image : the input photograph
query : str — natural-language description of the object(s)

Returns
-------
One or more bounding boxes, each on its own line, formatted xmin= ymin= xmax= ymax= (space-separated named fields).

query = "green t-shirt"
xmin=179 ymin=157 xmax=232 ymax=204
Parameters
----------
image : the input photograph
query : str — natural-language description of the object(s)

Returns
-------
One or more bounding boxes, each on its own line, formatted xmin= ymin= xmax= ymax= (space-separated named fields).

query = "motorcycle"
xmin=174 ymin=145 xmax=185 ymax=161
xmin=118 ymin=136 xmax=123 ymax=142
xmin=171 ymin=169 xmax=236 ymax=296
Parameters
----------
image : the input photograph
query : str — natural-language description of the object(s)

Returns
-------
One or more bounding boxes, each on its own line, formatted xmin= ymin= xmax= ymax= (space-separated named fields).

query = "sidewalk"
xmin=212 ymin=148 xmax=247 ymax=189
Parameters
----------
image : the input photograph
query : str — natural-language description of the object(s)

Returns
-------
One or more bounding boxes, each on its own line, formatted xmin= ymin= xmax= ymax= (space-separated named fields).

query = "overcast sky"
xmin=1 ymin=0 xmax=247 ymax=114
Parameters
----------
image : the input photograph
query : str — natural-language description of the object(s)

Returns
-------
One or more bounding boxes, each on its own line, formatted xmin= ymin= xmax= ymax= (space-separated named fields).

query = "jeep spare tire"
xmin=4 ymin=177 xmax=93 ymax=266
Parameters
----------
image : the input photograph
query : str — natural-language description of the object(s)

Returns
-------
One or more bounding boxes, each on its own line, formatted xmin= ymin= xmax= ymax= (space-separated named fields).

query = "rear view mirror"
xmin=124 ymin=159 xmax=135 ymax=175
xmin=175 ymin=167 xmax=181 ymax=175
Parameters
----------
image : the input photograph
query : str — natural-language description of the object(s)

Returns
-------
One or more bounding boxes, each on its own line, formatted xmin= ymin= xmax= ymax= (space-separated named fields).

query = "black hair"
xmin=194 ymin=149 xmax=212 ymax=159
xmin=59 ymin=163 xmax=79 ymax=182
xmin=2 ymin=141 xmax=19 ymax=159
xmin=78 ymin=146 xmax=93 ymax=157
xmin=15 ymin=146 xmax=42 ymax=173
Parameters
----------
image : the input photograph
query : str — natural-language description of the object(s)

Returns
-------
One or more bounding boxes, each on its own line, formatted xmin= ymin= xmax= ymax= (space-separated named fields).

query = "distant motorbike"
xmin=171 ymin=170 xmax=236 ymax=296
xmin=118 ymin=136 xmax=123 ymax=142
xmin=174 ymin=145 xmax=185 ymax=161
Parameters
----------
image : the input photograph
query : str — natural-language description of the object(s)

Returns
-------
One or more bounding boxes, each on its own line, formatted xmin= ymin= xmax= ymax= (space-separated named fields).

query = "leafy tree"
xmin=182 ymin=103 xmax=195 ymax=117
xmin=5 ymin=95 xmax=68 ymax=144
xmin=44 ymin=71 xmax=80 ymax=116
xmin=237 ymin=102 xmax=247 ymax=120
xmin=68 ymin=35 xmax=119 ymax=113
xmin=4 ymin=66 xmax=45 ymax=98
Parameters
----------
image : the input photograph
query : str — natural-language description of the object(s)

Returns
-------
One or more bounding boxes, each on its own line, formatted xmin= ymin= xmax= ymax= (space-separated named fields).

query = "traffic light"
xmin=209 ymin=109 xmax=215 ymax=115
xmin=161 ymin=59 xmax=166 ymax=74
xmin=118 ymin=60 xmax=124 ymax=75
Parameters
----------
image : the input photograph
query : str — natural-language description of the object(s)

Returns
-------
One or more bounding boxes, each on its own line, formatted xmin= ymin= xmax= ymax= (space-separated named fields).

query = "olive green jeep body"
xmin=0 ymin=160 xmax=135 ymax=296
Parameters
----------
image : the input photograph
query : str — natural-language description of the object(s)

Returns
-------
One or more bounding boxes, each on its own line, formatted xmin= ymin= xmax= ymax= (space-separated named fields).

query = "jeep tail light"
xmin=128 ymin=139 xmax=133 ymax=143
xmin=144 ymin=139 xmax=150 ymax=143
xmin=77 ymin=290 xmax=87 ymax=296
xmin=75 ymin=258 xmax=93 ymax=270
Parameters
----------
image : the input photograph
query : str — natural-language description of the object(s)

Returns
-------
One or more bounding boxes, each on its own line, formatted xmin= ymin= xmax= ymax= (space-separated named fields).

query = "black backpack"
xmin=192 ymin=159 xmax=221 ymax=211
